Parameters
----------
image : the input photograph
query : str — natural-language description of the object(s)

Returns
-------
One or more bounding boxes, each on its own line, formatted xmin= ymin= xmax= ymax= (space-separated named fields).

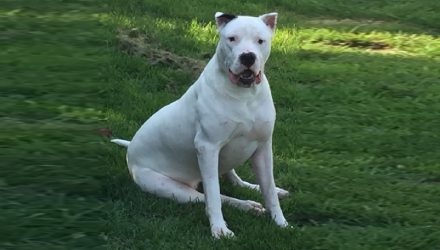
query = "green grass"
xmin=1 ymin=0 xmax=109 ymax=248
xmin=107 ymin=0 xmax=440 ymax=249
xmin=2 ymin=0 xmax=440 ymax=249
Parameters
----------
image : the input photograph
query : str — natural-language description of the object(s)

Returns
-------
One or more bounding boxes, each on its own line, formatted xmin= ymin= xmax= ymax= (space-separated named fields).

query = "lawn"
xmin=2 ymin=0 xmax=439 ymax=249
xmin=1 ymin=0 xmax=109 ymax=248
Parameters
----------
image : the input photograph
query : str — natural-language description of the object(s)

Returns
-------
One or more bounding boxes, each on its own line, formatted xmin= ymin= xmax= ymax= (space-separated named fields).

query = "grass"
xmin=2 ymin=0 xmax=439 ymax=249
xmin=0 ymin=0 xmax=109 ymax=248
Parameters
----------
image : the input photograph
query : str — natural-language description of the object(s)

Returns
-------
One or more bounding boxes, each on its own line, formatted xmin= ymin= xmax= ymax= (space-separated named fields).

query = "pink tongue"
xmin=228 ymin=70 xmax=240 ymax=84
xmin=256 ymin=72 xmax=262 ymax=84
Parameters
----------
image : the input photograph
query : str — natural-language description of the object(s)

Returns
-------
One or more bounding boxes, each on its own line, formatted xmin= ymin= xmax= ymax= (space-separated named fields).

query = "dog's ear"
xmin=215 ymin=12 xmax=237 ymax=30
xmin=260 ymin=12 xmax=278 ymax=32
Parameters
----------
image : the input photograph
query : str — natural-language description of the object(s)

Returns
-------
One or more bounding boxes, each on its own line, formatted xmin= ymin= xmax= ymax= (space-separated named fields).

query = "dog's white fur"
xmin=112 ymin=12 xmax=289 ymax=238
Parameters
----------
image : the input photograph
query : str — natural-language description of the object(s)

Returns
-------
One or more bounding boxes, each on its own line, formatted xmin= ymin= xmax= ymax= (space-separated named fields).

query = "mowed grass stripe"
xmin=1 ymin=0 xmax=110 ymax=249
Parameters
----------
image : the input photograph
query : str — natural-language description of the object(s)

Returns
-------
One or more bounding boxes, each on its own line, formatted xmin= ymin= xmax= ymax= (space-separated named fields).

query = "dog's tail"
xmin=111 ymin=139 xmax=130 ymax=148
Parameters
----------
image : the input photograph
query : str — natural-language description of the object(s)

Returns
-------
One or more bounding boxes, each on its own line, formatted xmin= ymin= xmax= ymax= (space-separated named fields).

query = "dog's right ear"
xmin=215 ymin=12 xmax=237 ymax=30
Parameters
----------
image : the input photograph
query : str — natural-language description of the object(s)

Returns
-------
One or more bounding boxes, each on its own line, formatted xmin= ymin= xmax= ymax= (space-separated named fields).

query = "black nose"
xmin=239 ymin=52 xmax=256 ymax=67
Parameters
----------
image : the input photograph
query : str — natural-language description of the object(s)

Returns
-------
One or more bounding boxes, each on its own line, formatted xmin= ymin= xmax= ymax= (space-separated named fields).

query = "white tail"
xmin=111 ymin=139 xmax=130 ymax=148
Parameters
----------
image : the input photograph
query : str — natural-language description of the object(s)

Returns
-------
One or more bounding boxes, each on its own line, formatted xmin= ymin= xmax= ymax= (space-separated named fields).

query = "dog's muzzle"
xmin=228 ymin=69 xmax=262 ymax=88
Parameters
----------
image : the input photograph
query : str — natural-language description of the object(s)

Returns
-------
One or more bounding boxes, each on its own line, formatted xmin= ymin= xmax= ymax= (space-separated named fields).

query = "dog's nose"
xmin=239 ymin=52 xmax=256 ymax=67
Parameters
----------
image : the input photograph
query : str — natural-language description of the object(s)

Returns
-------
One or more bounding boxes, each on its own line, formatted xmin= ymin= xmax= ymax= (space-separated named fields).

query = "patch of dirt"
xmin=307 ymin=18 xmax=385 ymax=26
xmin=96 ymin=128 xmax=112 ymax=138
xmin=117 ymin=28 xmax=206 ymax=76
xmin=313 ymin=38 xmax=391 ymax=50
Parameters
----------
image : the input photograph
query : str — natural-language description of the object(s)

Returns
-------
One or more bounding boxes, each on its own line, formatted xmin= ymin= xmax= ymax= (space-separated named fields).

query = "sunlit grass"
xmin=187 ymin=20 xmax=219 ymax=45
xmin=113 ymin=13 xmax=439 ymax=60
xmin=0 ymin=9 xmax=107 ymax=21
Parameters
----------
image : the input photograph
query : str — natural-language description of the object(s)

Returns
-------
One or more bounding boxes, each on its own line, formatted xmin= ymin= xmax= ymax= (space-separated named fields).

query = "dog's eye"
xmin=258 ymin=39 xmax=264 ymax=44
xmin=228 ymin=36 xmax=235 ymax=42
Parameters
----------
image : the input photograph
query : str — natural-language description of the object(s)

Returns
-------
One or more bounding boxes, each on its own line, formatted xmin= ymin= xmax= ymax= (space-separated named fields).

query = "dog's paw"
xmin=278 ymin=220 xmax=289 ymax=228
xmin=276 ymin=187 xmax=290 ymax=199
xmin=211 ymin=225 xmax=235 ymax=239
xmin=242 ymin=200 xmax=266 ymax=215
xmin=274 ymin=216 xmax=289 ymax=228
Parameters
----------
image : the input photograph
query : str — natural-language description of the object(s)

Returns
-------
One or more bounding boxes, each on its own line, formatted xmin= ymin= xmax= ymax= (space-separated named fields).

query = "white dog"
xmin=112 ymin=12 xmax=289 ymax=238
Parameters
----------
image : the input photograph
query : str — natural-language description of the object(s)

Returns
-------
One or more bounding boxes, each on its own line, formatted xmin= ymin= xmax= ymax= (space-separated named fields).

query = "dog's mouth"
xmin=228 ymin=69 xmax=262 ymax=87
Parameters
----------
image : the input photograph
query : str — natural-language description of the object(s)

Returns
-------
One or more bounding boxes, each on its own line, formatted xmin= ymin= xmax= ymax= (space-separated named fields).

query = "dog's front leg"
xmin=251 ymin=139 xmax=288 ymax=227
xmin=196 ymin=141 xmax=234 ymax=239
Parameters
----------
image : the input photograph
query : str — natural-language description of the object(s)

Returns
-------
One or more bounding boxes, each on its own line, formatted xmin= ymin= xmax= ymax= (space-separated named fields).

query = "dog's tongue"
xmin=255 ymin=71 xmax=261 ymax=84
xmin=228 ymin=69 xmax=240 ymax=84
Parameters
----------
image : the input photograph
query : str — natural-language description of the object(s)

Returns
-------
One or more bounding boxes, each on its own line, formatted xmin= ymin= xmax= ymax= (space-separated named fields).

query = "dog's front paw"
xmin=276 ymin=187 xmax=290 ymax=199
xmin=277 ymin=219 xmax=289 ymax=228
xmin=272 ymin=214 xmax=289 ymax=228
xmin=211 ymin=225 xmax=235 ymax=239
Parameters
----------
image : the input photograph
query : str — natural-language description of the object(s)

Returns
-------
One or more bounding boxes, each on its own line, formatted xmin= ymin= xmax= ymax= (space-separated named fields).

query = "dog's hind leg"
xmin=224 ymin=169 xmax=290 ymax=199
xmin=130 ymin=167 xmax=265 ymax=212
xmin=130 ymin=166 xmax=266 ymax=238
xmin=130 ymin=167 xmax=204 ymax=203
xmin=224 ymin=169 xmax=259 ymax=190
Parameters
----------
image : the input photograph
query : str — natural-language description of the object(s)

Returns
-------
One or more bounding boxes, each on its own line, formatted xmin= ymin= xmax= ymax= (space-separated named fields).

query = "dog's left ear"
xmin=260 ymin=12 xmax=278 ymax=32
xmin=215 ymin=12 xmax=237 ymax=30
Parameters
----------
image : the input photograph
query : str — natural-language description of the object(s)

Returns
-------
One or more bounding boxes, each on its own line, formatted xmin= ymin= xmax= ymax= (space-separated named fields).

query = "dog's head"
xmin=215 ymin=12 xmax=277 ymax=88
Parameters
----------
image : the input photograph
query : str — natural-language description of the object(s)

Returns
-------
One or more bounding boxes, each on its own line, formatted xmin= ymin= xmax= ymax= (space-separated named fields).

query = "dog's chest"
xmin=219 ymin=95 xmax=275 ymax=143
xmin=217 ymin=102 xmax=274 ymax=173
xmin=231 ymin=114 xmax=273 ymax=141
